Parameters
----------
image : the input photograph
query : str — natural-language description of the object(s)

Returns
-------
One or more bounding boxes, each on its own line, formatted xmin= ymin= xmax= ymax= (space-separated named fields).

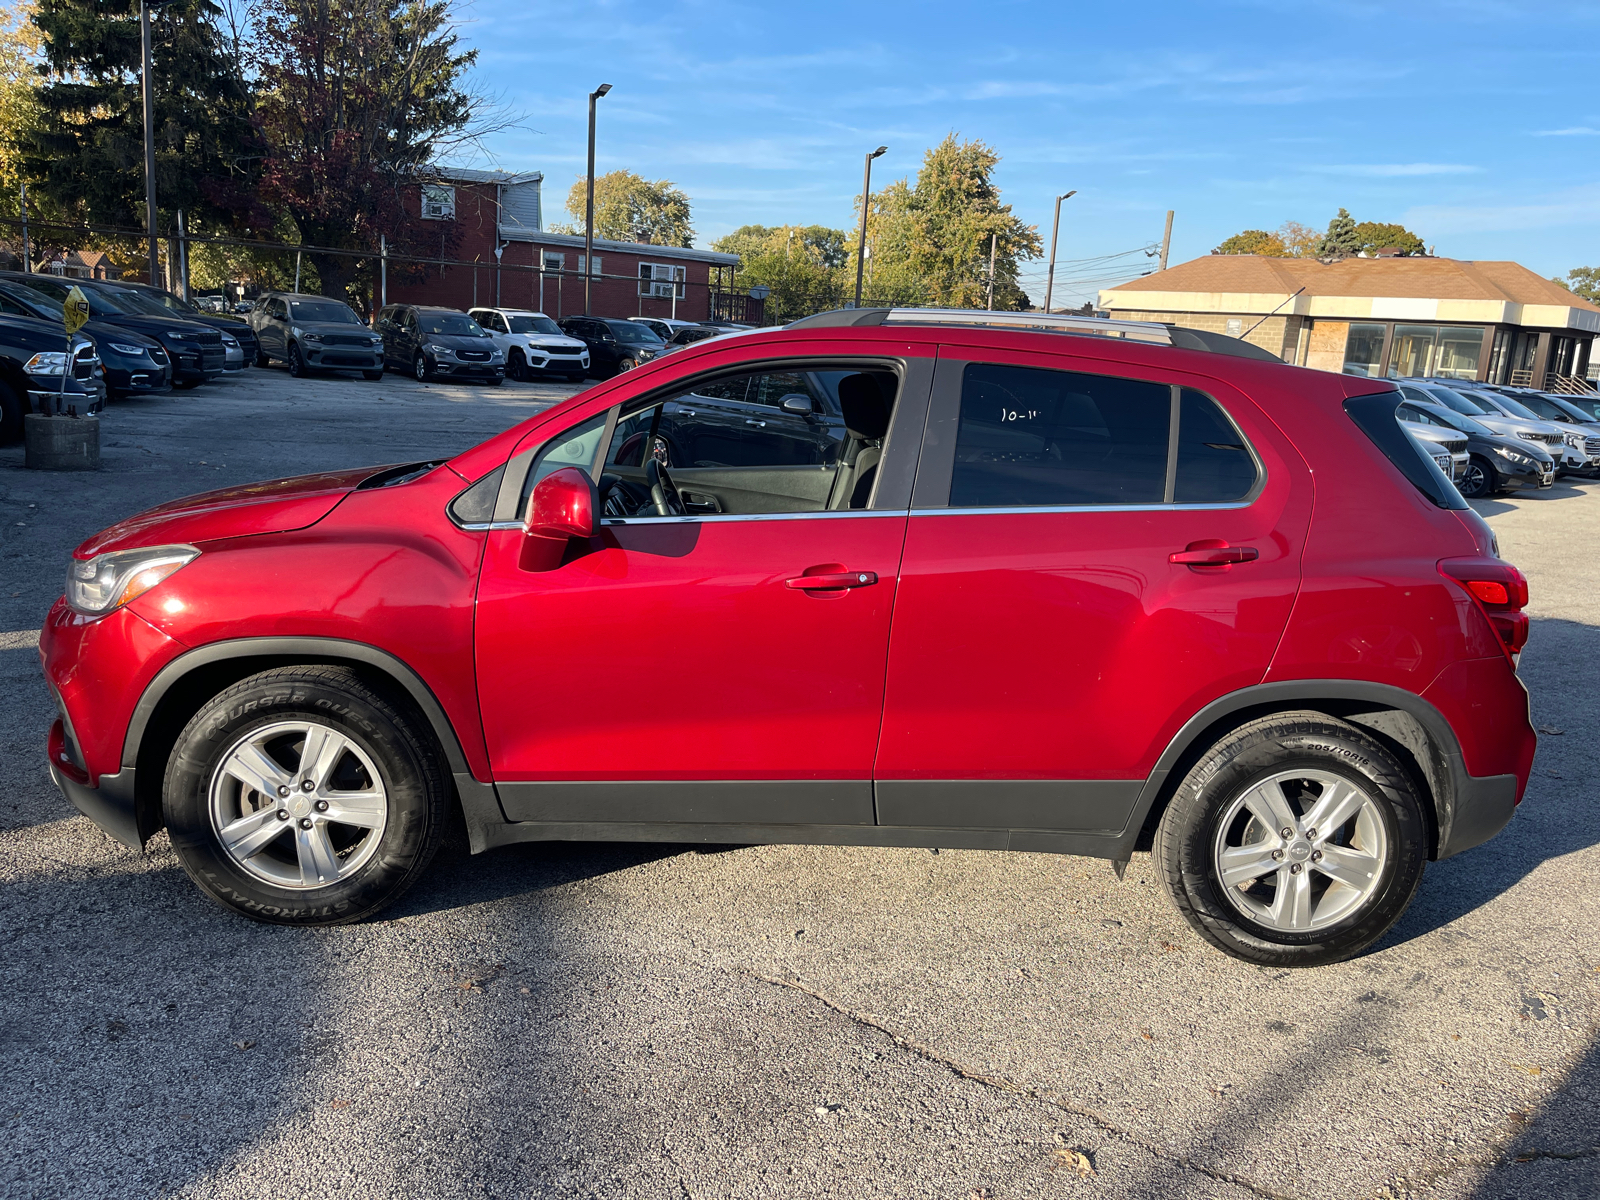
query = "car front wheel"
xmin=1153 ymin=711 xmax=1427 ymax=967
xmin=413 ymin=352 xmax=431 ymax=382
xmin=1459 ymin=455 xmax=1500 ymax=499
xmin=287 ymin=343 xmax=307 ymax=378
xmin=162 ymin=666 xmax=450 ymax=925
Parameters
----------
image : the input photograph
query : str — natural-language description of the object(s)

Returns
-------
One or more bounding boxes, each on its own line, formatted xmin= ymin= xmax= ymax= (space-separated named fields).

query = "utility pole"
xmin=853 ymin=146 xmax=887 ymax=308
xmin=140 ymin=0 xmax=160 ymax=287
xmin=19 ymin=180 xmax=29 ymax=272
xmin=1042 ymin=190 xmax=1077 ymax=314
xmin=1159 ymin=209 xmax=1174 ymax=273
xmin=986 ymin=233 xmax=997 ymax=310
xmin=294 ymin=249 xmax=302 ymax=293
xmin=584 ymin=83 xmax=612 ymax=315
xmin=379 ymin=234 xmax=387 ymax=308
xmin=176 ymin=209 xmax=188 ymax=299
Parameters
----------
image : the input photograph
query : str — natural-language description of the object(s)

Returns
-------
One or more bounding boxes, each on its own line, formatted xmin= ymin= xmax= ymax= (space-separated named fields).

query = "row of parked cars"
xmin=1395 ymin=378 xmax=1600 ymax=497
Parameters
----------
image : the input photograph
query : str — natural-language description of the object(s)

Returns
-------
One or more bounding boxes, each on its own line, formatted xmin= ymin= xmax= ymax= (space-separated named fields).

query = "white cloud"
xmin=1535 ymin=126 xmax=1600 ymax=136
xmin=1304 ymin=163 xmax=1484 ymax=176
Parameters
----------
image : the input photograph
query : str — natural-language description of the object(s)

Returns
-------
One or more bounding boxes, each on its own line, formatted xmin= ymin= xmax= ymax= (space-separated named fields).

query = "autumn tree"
xmin=1278 ymin=220 xmax=1319 ymax=257
xmin=557 ymin=170 xmax=693 ymax=247
xmin=1556 ymin=267 xmax=1600 ymax=304
xmin=857 ymin=134 xmax=1042 ymax=310
xmin=0 ymin=3 xmax=41 ymax=201
xmin=711 ymin=223 xmax=849 ymax=322
xmin=249 ymin=0 xmax=500 ymax=300
xmin=1350 ymin=220 xmax=1425 ymax=256
xmin=1213 ymin=229 xmax=1288 ymax=256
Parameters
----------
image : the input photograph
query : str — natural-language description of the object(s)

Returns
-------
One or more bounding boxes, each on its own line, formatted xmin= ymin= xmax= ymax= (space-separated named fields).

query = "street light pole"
xmin=139 ymin=0 xmax=162 ymax=287
xmin=1042 ymin=190 xmax=1077 ymax=314
xmin=853 ymin=146 xmax=886 ymax=309
xmin=584 ymin=83 xmax=612 ymax=315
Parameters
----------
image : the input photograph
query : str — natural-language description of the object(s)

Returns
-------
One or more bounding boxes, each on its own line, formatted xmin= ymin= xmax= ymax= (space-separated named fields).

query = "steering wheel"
xmin=646 ymin=458 xmax=686 ymax=517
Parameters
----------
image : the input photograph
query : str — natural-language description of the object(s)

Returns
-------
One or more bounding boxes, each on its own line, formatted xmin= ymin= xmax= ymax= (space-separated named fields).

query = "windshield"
xmin=419 ymin=312 xmax=485 ymax=336
xmin=1559 ymin=395 xmax=1600 ymax=421
xmin=1486 ymin=394 xmax=1541 ymax=421
xmin=106 ymin=289 xmax=180 ymax=317
xmin=1426 ymin=407 xmax=1492 ymax=438
xmin=508 ymin=315 xmax=563 ymax=336
xmin=608 ymin=321 xmax=663 ymax=344
xmin=1425 ymin=385 xmax=1497 ymax=416
xmin=0 ymin=286 xmax=59 ymax=319
xmin=30 ymin=282 xmax=141 ymax=316
xmin=289 ymin=299 xmax=362 ymax=325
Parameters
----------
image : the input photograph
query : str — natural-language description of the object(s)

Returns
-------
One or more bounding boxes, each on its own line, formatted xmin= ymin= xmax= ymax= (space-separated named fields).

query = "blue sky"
xmin=457 ymin=0 xmax=1600 ymax=308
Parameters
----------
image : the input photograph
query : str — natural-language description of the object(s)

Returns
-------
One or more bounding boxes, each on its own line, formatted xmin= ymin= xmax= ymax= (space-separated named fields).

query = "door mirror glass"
xmin=779 ymin=394 xmax=816 ymax=415
xmin=520 ymin=467 xmax=597 ymax=571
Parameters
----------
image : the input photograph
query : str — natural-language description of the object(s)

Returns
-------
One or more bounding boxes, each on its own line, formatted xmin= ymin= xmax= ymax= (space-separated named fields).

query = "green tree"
xmin=23 ymin=0 xmax=258 ymax=234
xmin=711 ymin=223 xmax=849 ymax=322
xmin=558 ymin=170 xmax=693 ymax=247
xmin=1350 ymin=221 xmax=1425 ymax=256
xmin=1212 ymin=229 xmax=1288 ymax=256
xmin=1556 ymin=266 xmax=1600 ymax=304
xmin=1278 ymin=220 xmax=1319 ymax=257
xmin=856 ymin=134 xmax=1042 ymax=310
xmin=0 ymin=2 xmax=41 ymax=198
xmin=1314 ymin=207 xmax=1361 ymax=259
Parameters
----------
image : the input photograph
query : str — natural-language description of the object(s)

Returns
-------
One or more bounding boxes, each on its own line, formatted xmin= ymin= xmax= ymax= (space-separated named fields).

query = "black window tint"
xmin=1343 ymin=391 xmax=1466 ymax=511
xmin=749 ymin=371 xmax=815 ymax=409
xmin=951 ymin=363 xmax=1169 ymax=507
xmin=1174 ymin=390 xmax=1258 ymax=503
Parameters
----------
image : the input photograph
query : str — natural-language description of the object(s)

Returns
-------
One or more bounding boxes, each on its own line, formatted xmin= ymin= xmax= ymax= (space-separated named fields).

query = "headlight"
xmin=25 ymin=351 xmax=69 ymax=375
xmin=1493 ymin=446 xmax=1532 ymax=464
xmin=221 ymin=334 xmax=240 ymax=348
xmin=1515 ymin=431 xmax=1540 ymax=442
xmin=301 ymin=333 xmax=324 ymax=343
xmin=66 ymin=545 xmax=200 ymax=616
xmin=108 ymin=342 xmax=150 ymax=356
xmin=432 ymin=346 xmax=455 ymax=359
xmin=1565 ymin=432 xmax=1583 ymax=448
xmin=165 ymin=330 xmax=197 ymax=341
xmin=369 ymin=336 xmax=383 ymax=346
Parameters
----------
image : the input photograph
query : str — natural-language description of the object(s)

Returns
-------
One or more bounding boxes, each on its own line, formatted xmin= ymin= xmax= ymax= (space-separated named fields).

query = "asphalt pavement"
xmin=1 ymin=366 xmax=1596 ymax=1200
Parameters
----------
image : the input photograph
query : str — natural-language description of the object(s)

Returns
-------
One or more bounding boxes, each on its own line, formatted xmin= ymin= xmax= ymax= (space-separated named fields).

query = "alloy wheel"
xmin=1461 ymin=458 xmax=1494 ymax=498
xmin=208 ymin=720 xmax=389 ymax=890
xmin=414 ymin=352 xmax=428 ymax=381
xmin=1211 ymin=769 xmax=1388 ymax=933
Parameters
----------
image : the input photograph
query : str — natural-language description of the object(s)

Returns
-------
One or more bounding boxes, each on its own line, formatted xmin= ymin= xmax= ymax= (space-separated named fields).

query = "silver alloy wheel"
xmin=1461 ymin=458 xmax=1493 ymax=498
xmin=208 ymin=720 xmax=388 ymax=890
xmin=1211 ymin=768 xmax=1388 ymax=933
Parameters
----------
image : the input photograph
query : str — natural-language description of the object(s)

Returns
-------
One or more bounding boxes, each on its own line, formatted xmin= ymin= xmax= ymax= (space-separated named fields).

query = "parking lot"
xmin=1 ymin=367 xmax=1596 ymax=1200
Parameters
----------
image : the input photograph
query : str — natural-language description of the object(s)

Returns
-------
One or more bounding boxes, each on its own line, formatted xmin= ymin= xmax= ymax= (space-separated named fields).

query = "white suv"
xmin=468 ymin=308 xmax=591 ymax=382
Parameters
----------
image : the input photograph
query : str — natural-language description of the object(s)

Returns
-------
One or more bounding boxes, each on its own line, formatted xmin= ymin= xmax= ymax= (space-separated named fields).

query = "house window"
xmin=639 ymin=262 xmax=686 ymax=299
xmin=542 ymin=251 xmax=565 ymax=272
xmin=421 ymin=184 xmax=456 ymax=221
xmin=577 ymin=256 xmax=602 ymax=278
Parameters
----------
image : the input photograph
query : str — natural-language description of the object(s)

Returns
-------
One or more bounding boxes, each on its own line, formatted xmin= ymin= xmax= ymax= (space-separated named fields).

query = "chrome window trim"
xmin=600 ymin=509 xmax=911 ymax=527
xmin=907 ymin=500 xmax=1256 ymax=517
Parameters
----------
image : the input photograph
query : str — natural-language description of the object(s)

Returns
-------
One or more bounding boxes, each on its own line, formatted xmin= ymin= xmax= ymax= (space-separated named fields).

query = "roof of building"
xmin=428 ymin=166 xmax=544 ymax=186
xmin=526 ymin=230 xmax=739 ymax=266
xmin=1109 ymin=254 xmax=1599 ymax=311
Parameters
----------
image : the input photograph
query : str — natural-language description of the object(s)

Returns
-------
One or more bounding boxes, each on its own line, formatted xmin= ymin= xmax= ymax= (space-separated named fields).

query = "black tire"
xmin=255 ymin=351 xmax=271 ymax=368
xmin=1459 ymin=454 xmax=1500 ymax=499
xmin=1153 ymin=711 xmax=1427 ymax=967
xmin=173 ymin=378 xmax=201 ymax=390
xmin=362 ymin=369 xmax=383 ymax=381
xmin=163 ymin=666 xmax=450 ymax=925
xmin=507 ymin=349 xmax=526 ymax=381
xmin=287 ymin=343 xmax=306 ymax=379
xmin=413 ymin=351 xmax=431 ymax=382
xmin=0 ymin=378 xmax=22 ymax=444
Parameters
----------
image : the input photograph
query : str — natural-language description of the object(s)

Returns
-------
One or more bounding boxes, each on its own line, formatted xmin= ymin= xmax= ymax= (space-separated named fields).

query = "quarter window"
xmin=1174 ymin=389 xmax=1258 ymax=503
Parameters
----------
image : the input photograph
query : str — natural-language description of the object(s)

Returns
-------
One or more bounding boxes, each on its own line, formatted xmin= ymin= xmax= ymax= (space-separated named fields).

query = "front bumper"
xmin=304 ymin=344 xmax=384 ymax=370
xmin=48 ymin=719 xmax=142 ymax=849
xmin=432 ymin=359 xmax=505 ymax=378
xmin=104 ymin=361 xmax=172 ymax=396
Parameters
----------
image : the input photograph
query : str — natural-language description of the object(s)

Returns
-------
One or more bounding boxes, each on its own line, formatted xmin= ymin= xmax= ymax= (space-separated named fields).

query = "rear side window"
xmin=1344 ymin=390 xmax=1467 ymax=510
xmin=948 ymin=363 xmax=1260 ymax=508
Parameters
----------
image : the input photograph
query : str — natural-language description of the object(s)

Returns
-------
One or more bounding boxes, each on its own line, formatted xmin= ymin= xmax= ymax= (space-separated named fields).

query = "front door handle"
xmin=785 ymin=570 xmax=878 ymax=590
xmin=1170 ymin=541 xmax=1259 ymax=566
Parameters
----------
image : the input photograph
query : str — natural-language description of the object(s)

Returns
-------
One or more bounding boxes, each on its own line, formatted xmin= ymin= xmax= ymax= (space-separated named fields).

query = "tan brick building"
xmin=1099 ymin=255 xmax=1600 ymax=391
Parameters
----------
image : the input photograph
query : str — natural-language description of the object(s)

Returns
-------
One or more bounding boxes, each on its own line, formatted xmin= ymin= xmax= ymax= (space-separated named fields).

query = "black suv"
xmin=0 ymin=312 xmax=105 ymax=442
xmin=557 ymin=316 xmax=665 ymax=377
xmin=111 ymin=282 xmax=259 ymax=373
xmin=377 ymin=305 xmax=504 ymax=383
xmin=0 ymin=273 xmax=223 ymax=388
xmin=0 ymin=281 xmax=171 ymax=402
xmin=1398 ymin=398 xmax=1553 ymax=498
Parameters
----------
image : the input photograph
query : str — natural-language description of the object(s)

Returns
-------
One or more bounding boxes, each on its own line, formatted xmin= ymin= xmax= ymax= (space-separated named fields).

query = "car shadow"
xmin=1465 ymin=1033 xmax=1600 ymax=1197
xmin=1380 ymin=615 xmax=1598 ymax=950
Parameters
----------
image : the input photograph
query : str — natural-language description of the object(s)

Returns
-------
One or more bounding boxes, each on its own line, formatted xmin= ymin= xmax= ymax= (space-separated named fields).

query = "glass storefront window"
xmin=1433 ymin=326 xmax=1483 ymax=379
xmin=1343 ymin=323 xmax=1386 ymax=376
xmin=1383 ymin=324 xmax=1484 ymax=379
xmin=1389 ymin=325 xmax=1437 ymax=377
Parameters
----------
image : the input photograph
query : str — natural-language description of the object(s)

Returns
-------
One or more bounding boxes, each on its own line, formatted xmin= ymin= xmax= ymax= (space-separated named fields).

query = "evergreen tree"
xmin=1314 ymin=208 xmax=1361 ymax=259
xmin=23 ymin=0 xmax=259 ymax=232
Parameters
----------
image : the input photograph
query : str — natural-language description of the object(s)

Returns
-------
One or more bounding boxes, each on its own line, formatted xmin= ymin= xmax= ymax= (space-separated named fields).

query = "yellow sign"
xmin=63 ymin=285 xmax=91 ymax=335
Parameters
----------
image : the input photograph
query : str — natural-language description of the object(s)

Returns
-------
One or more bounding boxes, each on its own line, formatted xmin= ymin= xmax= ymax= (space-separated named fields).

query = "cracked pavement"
xmin=2 ymin=368 xmax=1597 ymax=1198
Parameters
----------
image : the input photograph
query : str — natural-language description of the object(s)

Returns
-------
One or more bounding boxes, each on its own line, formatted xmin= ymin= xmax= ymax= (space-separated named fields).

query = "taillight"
xmin=1440 ymin=556 xmax=1530 ymax=657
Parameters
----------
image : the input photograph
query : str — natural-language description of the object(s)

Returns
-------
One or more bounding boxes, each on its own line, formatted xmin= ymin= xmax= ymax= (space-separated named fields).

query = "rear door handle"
xmin=1170 ymin=542 xmax=1259 ymax=566
xmin=745 ymin=419 xmax=767 ymax=428
xmin=785 ymin=570 xmax=878 ymax=590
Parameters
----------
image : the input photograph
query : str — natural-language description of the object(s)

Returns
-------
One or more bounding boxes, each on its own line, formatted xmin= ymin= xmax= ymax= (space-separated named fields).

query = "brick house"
xmin=1099 ymin=255 xmax=1600 ymax=392
xmin=383 ymin=168 xmax=758 ymax=324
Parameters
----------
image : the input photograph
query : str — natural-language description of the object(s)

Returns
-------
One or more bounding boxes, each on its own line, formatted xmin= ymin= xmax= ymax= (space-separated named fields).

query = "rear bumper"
xmin=1437 ymin=771 xmax=1517 ymax=858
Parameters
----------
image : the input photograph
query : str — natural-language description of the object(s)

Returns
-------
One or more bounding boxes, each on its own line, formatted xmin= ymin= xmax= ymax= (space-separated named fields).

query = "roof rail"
xmin=787 ymin=306 xmax=1173 ymax=344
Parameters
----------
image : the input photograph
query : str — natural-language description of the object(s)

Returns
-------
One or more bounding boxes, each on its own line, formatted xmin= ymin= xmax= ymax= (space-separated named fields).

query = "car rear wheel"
xmin=616 ymin=357 xmax=638 ymax=374
xmin=163 ymin=666 xmax=450 ymax=925
xmin=1153 ymin=711 xmax=1427 ymax=967
xmin=507 ymin=349 xmax=526 ymax=381
xmin=1459 ymin=454 xmax=1500 ymax=499
xmin=287 ymin=343 xmax=307 ymax=378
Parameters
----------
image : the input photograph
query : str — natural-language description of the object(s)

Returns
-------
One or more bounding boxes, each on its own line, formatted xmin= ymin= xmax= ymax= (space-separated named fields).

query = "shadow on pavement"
xmin=1463 ymin=1030 xmax=1600 ymax=1197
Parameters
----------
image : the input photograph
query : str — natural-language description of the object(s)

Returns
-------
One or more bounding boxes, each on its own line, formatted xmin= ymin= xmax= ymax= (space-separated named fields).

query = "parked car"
xmin=193 ymin=295 xmax=226 ymax=314
xmin=0 ymin=311 xmax=104 ymax=441
xmin=0 ymin=280 xmax=171 ymax=402
xmin=1397 ymin=399 xmax=1553 ymax=498
xmin=1483 ymin=389 xmax=1600 ymax=475
xmin=39 ymin=306 xmax=1537 ymax=968
xmin=467 ymin=308 xmax=590 ymax=381
xmin=1455 ymin=386 xmax=1589 ymax=475
xmin=655 ymin=323 xmax=738 ymax=357
xmin=1398 ymin=416 xmax=1467 ymax=482
xmin=1397 ymin=381 xmax=1570 ymax=469
xmin=375 ymin=305 xmax=504 ymax=383
xmin=556 ymin=315 xmax=665 ymax=377
xmin=249 ymin=292 xmax=384 ymax=379
xmin=110 ymin=281 xmax=261 ymax=372
xmin=1549 ymin=390 xmax=1600 ymax=423
xmin=628 ymin=316 xmax=702 ymax=343
xmin=1 ymin=273 xmax=224 ymax=389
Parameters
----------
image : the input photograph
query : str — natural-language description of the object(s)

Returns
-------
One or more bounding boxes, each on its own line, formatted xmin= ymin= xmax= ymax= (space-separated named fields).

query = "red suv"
xmin=40 ymin=309 xmax=1536 ymax=966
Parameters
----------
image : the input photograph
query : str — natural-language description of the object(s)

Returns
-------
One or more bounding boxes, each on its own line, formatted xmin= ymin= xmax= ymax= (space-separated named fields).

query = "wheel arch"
xmin=1128 ymin=680 xmax=1475 ymax=862
xmin=125 ymin=637 xmax=499 ymax=847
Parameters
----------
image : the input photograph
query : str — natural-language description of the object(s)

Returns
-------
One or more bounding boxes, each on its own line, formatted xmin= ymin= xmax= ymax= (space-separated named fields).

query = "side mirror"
xmin=779 ymin=393 xmax=817 ymax=415
xmin=519 ymin=467 xmax=597 ymax=571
